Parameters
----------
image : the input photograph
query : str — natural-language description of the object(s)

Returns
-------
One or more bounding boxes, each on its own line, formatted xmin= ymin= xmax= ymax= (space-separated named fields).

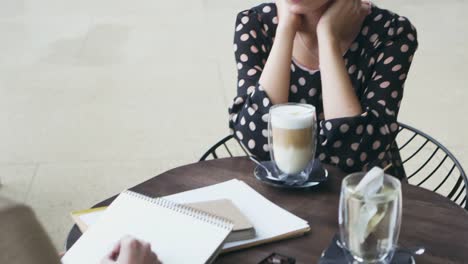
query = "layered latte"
xmin=270 ymin=104 xmax=316 ymax=175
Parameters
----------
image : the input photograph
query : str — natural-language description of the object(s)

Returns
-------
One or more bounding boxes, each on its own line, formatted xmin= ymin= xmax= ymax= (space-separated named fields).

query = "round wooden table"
xmin=66 ymin=157 xmax=468 ymax=263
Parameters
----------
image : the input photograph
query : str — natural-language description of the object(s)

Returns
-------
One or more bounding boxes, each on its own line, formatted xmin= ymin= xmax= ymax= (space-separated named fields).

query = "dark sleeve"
xmin=319 ymin=17 xmax=418 ymax=172
xmin=228 ymin=9 xmax=275 ymax=160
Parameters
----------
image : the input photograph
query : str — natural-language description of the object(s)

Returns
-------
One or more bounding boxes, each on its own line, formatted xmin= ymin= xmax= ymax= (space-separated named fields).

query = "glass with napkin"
xmin=338 ymin=167 xmax=403 ymax=264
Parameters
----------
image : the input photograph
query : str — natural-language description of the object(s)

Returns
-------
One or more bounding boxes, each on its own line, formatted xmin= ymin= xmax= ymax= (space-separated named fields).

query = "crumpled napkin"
xmin=353 ymin=167 xmax=386 ymax=243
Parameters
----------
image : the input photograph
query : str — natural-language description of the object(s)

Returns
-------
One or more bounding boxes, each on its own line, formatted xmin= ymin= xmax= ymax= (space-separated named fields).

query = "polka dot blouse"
xmin=228 ymin=3 xmax=418 ymax=178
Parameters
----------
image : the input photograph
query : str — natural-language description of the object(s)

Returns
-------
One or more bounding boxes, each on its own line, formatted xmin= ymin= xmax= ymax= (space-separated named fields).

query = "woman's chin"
xmin=288 ymin=0 xmax=330 ymax=14
xmin=289 ymin=5 xmax=307 ymax=14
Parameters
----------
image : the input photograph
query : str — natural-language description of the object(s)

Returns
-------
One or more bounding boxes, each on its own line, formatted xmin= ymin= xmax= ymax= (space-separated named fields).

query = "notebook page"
xmin=164 ymin=179 xmax=309 ymax=250
xmin=79 ymin=210 xmax=104 ymax=228
xmin=62 ymin=191 xmax=232 ymax=264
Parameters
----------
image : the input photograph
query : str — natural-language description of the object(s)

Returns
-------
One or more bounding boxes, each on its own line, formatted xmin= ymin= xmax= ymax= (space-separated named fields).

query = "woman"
xmin=228 ymin=0 xmax=417 ymax=178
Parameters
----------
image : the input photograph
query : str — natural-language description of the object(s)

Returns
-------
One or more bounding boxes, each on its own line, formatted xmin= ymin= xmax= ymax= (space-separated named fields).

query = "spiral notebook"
xmin=62 ymin=191 xmax=234 ymax=264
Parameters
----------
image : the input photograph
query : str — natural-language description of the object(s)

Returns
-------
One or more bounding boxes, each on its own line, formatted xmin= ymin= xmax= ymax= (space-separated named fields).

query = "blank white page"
xmin=165 ymin=179 xmax=309 ymax=250
xmin=62 ymin=191 xmax=232 ymax=264
xmin=79 ymin=210 xmax=103 ymax=229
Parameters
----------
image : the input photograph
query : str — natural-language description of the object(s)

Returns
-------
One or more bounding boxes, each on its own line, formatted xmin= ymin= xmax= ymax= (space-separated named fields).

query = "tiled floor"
xmin=1 ymin=0 xmax=467 ymax=249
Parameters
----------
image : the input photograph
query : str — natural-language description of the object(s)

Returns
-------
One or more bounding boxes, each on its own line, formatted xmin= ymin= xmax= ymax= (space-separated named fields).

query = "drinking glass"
xmin=267 ymin=103 xmax=317 ymax=183
xmin=339 ymin=172 xmax=402 ymax=264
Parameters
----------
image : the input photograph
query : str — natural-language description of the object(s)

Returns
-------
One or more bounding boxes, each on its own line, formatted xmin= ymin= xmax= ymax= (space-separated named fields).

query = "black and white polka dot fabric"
xmin=228 ymin=3 xmax=418 ymax=179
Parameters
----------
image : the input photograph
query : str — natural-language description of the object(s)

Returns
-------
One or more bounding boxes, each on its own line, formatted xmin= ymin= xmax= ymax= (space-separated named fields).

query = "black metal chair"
xmin=200 ymin=123 xmax=467 ymax=210
xmin=396 ymin=123 xmax=467 ymax=209
xmin=199 ymin=135 xmax=249 ymax=161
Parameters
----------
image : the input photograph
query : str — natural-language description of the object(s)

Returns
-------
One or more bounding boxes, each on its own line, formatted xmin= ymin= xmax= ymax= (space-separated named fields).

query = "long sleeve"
xmin=229 ymin=9 xmax=274 ymax=160
xmin=319 ymin=16 xmax=418 ymax=172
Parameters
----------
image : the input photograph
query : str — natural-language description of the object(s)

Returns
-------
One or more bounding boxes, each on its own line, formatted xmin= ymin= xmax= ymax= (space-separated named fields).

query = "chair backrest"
xmin=0 ymin=196 xmax=61 ymax=264
xmin=202 ymin=123 xmax=467 ymax=210
xmin=199 ymin=135 xmax=250 ymax=161
xmin=396 ymin=122 xmax=467 ymax=210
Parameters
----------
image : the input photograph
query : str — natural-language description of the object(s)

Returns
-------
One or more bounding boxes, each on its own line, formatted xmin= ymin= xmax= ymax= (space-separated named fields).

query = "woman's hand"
xmin=276 ymin=0 xmax=303 ymax=33
xmin=101 ymin=236 xmax=161 ymax=264
xmin=317 ymin=0 xmax=370 ymax=42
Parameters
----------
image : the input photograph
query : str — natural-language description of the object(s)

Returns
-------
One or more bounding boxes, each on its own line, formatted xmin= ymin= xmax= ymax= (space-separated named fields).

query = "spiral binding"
xmin=124 ymin=190 xmax=234 ymax=230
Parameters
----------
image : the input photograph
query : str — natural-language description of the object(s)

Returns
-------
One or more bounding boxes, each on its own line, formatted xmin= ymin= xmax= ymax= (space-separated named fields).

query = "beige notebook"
xmin=187 ymin=199 xmax=255 ymax=242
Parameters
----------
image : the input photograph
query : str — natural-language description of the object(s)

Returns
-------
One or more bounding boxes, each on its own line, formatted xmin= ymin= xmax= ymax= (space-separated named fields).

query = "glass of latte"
xmin=268 ymin=103 xmax=317 ymax=183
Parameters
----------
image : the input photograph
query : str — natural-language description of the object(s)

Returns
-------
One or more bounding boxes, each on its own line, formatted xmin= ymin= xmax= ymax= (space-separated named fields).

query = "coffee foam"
xmin=271 ymin=105 xmax=314 ymax=129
